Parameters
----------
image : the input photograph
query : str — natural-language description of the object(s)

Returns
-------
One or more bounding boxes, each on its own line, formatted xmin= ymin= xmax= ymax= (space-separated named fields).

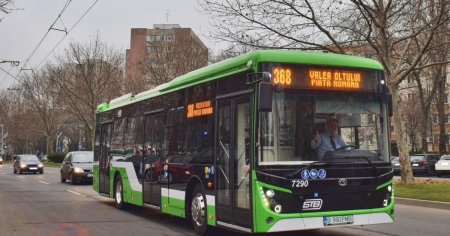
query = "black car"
xmin=60 ymin=151 xmax=94 ymax=184
xmin=410 ymin=154 xmax=440 ymax=176
xmin=13 ymin=154 xmax=44 ymax=174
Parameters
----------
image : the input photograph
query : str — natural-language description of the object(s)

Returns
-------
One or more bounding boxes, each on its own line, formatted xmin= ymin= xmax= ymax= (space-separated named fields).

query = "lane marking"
xmin=66 ymin=190 xmax=86 ymax=197
xmin=38 ymin=181 xmax=50 ymax=185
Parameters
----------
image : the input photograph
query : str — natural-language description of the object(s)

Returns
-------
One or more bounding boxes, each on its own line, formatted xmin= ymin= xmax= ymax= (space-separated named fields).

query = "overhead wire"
xmin=36 ymin=0 xmax=101 ymax=70
xmin=17 ymin=0 xmax=72 ymax=75
xmin=0 ymin=66 xmax=21 ymax=84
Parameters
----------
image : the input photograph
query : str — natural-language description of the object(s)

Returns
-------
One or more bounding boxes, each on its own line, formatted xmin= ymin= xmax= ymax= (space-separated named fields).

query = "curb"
xmin=395 ymin=197 xmax=450 ymax=210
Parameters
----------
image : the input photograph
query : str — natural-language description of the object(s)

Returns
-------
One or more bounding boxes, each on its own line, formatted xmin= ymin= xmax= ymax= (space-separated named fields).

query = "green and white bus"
xmin=93 ymin=50 xmax=394 ymax=234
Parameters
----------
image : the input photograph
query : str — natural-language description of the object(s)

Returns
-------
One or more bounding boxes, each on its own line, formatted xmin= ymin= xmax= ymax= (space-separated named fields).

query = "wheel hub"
xmin=116 ymin=182 xmax=122 ymax=203
xmin=191 ymin=193 xmax=205 ymax=226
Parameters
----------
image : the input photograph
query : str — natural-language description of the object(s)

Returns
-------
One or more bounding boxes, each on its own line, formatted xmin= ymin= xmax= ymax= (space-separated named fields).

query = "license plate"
xmin=30 ymin=167 xmax=37 ymax=170
xmin=412 ymin=164 xmax=419 ymax=166
xmin=323 ymin=215 xmax=354 ymax=226
xmin=87 ymin=174 xmax=93 ymax=177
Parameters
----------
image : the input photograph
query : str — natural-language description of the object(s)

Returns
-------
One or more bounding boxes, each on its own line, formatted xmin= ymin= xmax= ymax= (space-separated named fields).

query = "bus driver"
xmin=311 ymin=116 xmax=347 ymax=160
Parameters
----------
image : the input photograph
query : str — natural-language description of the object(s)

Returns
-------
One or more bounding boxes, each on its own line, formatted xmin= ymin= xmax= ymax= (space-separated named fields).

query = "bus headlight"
xmin=387 ymin=185 xmax=392 ymax=192
xmin=383 ymin=199 xmax=388 ymax=207
xmin=274 ymin=204 xmax=283 ymax=213
xmin=265 ymin=189 xmax=275 ymax=198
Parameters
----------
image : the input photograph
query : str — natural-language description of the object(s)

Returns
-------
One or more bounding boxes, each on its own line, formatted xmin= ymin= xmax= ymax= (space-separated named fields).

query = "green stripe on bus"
xmin=110 ymin=167 xmax=143 ymax=206
xmin=376 ymin=179 xmax=393 ymax=190
xmin=161 ymin=196 xmax=185 ymax=218
xmin=93 ymin=164 xmax=99 ymax=193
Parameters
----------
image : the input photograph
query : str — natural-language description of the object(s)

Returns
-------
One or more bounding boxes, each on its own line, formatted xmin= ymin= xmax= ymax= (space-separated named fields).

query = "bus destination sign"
xmin=187 ymin=100 xmax=213 ymax=118
xmin=309 ymin=69 xmax=362 ymax=90
xmin=270 ymin=65 xmax=373 ymax=91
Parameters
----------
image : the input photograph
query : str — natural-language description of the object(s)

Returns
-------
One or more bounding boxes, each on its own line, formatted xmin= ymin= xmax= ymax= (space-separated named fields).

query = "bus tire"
xmin=190 ymin=185 xmax=208 ymax=235
xmin=114 ymin=175 xmax=126 ymax=209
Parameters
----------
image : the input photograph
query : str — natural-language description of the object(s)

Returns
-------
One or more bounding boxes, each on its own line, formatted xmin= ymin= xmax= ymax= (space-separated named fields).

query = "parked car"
xmin=60 ymin=151 xmax=94 ymax=184
xmin=391 ymin=156 xmax=400 ymax=175
xmin=435 ymin=155 xmax=450 ymax=177
xmin=13 ymin=154 xmax=44 ymax=174
xmin=409 ymin=154 xmax=440 ymax=176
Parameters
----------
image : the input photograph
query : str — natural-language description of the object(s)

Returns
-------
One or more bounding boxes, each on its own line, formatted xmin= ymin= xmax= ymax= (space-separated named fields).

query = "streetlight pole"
xmin=0 ymin=124 xmax=4 ymax=156
xmin=56 ymin=132 xmax=62 ymax=153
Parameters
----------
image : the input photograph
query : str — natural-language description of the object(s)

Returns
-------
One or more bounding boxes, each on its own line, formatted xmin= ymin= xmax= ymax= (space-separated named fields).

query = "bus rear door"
xmin=99 ymin=122 xmax=112 ymax=195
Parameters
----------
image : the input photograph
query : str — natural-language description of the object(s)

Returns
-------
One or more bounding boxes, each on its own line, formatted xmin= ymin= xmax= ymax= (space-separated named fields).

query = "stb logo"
xmin=302 ymin=199 xmax=323 ymax=210
xmin=338 ymin=178 xmax=348 ymax=187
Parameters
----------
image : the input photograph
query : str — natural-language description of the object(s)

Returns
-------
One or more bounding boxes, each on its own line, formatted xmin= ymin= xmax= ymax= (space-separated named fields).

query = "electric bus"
xmin=93 ymin=50 xmax=394 ymax=234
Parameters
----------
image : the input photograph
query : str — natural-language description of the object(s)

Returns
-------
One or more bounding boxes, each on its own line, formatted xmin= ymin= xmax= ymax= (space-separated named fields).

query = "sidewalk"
xmin=396 ymin=197 xmax=450 ymax=210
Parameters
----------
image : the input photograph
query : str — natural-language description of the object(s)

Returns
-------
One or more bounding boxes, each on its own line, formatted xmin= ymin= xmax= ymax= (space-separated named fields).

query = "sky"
xmin=0 ymin=0 xmax=215 ymax=89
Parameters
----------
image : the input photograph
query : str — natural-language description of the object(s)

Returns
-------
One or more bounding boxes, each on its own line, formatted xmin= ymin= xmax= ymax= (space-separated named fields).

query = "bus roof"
xmin=97 ymin=50 xmax=383 ymax=113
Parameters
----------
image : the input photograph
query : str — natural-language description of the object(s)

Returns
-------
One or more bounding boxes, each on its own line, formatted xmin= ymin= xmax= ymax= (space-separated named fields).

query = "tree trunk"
xmin=391 ymin=87 xmax=415 ymax=184
xmin=437 ymin=76 xmax=446 ymax=153
xmin=420 ymin=116 xmax=429 ymax=153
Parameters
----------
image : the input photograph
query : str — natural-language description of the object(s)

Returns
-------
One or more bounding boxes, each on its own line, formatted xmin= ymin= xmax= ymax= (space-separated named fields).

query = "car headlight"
xmin=73 ymin=167 xmax=84 ymax=173
xmin=38 ymin=163 xmax=43 ymax=168
xmin=20 ymin=164 xmax=27 ymax=168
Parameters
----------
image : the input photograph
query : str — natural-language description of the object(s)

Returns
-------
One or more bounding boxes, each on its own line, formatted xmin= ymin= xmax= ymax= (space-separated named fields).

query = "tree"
xmin=199 ymin=0 xmax=450 ymax=183
xmin=0 ymin=0 xmax=17 ymax=22
xmin=20 ymin=66 xmax=70 ymax=154
xmin=400 ymin=93 xmax=422 ymax=153
xmin=50 ymin=36 xmax=124 ymax=148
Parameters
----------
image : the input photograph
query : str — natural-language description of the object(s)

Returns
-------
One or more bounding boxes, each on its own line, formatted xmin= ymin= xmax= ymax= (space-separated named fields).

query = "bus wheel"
xmin=114 ymin=175 xmax=126 ymax=209
xmin=190 ymin=185 xmax=208 ymax=235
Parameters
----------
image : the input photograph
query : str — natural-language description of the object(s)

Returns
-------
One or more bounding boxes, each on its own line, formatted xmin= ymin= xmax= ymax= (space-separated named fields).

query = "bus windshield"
xmin=259 ymin=90 xmax=389 ymax=165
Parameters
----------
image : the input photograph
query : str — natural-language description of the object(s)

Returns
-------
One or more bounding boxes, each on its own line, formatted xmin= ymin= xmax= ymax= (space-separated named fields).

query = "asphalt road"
xmin=1 ymin=163 xmax=449 ymax=236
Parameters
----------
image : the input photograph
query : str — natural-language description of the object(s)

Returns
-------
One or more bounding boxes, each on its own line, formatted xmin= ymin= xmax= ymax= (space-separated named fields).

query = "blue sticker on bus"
xmin=301 ymin=169 xmax=310 ymax=180
xmin=210 ymin=166 xmax=215 ymax=175
xmin=318 ymin=169 xmax=327 ymax=179
xmin=310 ymin=169 xmax=318 ymax=179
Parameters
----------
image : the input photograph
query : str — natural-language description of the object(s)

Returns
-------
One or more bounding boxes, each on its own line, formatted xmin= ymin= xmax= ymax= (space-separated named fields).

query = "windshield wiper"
xmin=343 ymin=156 xmax=379 ymax=177
xmin=286 ymin=161 xmax=327 ymax=180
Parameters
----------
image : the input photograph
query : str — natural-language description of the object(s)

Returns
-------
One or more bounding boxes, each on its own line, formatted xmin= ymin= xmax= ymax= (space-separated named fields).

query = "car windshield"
xmin=410 ymin=155 xmax=425 ymax=162
xmin=72 ymin=153 xmax=93 ymax=163
xmin=259 ymin=90 xmax=389 ymax=165
xmin=440 ymin=155 xmax=450 ymax=160
xmin=21 ymin=155 xmax=39 ymax=162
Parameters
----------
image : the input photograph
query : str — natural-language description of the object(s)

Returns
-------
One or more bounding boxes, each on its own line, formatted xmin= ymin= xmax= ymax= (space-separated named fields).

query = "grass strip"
xmin=394 ymin=180 xmax=450 ymax=202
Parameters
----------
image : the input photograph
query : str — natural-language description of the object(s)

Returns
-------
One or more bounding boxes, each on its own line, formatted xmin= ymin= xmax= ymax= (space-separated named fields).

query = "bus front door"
xmin=216 ymin=95 xmax=252 ymax=231
xmin=99 ymin=122 xmax=112 ymax=195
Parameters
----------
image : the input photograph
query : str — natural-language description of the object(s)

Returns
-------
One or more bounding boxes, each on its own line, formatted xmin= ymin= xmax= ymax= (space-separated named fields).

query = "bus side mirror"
xmin=258 ymin=72 xmax=273 ymax=112
xmin=387 ymin=93 xmax=393 ymax=117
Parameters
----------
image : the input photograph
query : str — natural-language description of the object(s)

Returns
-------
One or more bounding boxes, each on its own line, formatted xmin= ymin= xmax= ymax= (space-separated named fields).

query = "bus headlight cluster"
xmin=383 ymin=185 xmax=393 ymax=207
xmin=261 ymin=187 xmax=283 ymax=214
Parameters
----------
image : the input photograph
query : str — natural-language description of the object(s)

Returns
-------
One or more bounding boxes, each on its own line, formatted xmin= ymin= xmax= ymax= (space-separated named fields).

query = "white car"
xmin=435 ymin=155 xmax=450 ymax=177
